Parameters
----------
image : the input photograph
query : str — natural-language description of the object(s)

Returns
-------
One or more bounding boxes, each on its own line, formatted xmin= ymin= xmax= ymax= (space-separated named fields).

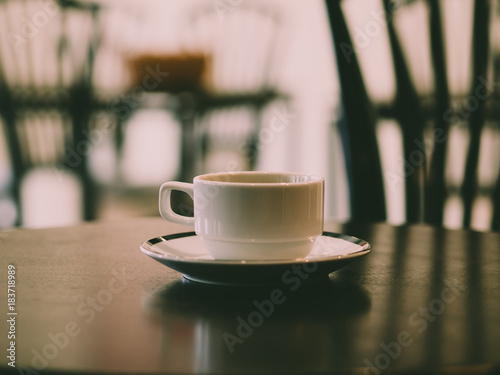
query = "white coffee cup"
xmin=159 ymin=171 xmax=324 ymax=260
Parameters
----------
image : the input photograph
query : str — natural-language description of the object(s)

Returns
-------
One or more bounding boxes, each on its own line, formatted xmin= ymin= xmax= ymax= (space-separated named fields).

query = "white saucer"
xmin=140 ymin=232 xmax=371 ymax=286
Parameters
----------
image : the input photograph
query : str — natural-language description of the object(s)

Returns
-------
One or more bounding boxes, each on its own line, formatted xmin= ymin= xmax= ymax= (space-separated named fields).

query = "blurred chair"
xmin=176 ymin=1 xmax=289 ymax=181
xmin=325 ymin=0 xmax=500 ymax=231
xmin=0 ymin=0 xmax=105 ymax=226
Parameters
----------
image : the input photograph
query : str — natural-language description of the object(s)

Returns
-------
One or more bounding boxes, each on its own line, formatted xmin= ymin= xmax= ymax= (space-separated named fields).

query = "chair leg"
xmin=382 ymin=0 xmax=426 ymax=223
xmin=461 ymin=0 xmax=491 ymax=229
xmin=0 ymin=96 xmax=23 ymax=225
xmin=68 ymin=85 xmax=98 ymax=222
xmin=425 ymin=0 xmax=451 ymax=227
xmin=247 ymin=107 xmax=262 ymax=171
xmin=325 ymin=0 xmax=386 ymax=222
xmin=491 ymin=171 xmax=500 ymax=231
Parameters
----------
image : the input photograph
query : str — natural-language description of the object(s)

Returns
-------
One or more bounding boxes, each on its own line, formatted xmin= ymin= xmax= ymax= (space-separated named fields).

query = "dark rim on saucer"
xmin=142 ymin=231 xmax=371 ymax=265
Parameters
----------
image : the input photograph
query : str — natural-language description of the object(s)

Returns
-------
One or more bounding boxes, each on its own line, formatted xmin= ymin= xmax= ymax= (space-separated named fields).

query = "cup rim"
xmin=194 ymin=171 xmax=324 ymax=186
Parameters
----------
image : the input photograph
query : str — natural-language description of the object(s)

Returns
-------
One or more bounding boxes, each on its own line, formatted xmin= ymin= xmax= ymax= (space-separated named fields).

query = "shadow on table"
xmin=145 ymin=276 xmax=370 ymax=373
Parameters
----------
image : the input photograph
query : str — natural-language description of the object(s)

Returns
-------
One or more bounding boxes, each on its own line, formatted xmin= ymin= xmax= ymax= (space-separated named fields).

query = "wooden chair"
xmin=0 ymin=0 xmax=104 ymax=225
xmin=325 ymin=0 xmax=500 ymax=231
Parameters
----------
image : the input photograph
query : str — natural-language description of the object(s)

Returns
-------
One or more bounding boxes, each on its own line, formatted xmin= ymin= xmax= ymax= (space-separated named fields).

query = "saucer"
xmin=140 ymin=232 xmax=371 ymax=286
xmin=141 ymin=232 xmax=370 ymax=285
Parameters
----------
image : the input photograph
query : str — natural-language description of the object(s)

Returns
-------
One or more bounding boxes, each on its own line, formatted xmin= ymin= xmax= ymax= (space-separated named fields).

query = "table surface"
xmin=1 ymin=218 xmax=499 ymax=375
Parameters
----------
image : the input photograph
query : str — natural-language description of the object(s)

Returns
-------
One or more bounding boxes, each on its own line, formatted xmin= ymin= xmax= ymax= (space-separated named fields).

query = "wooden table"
xmin=1 ymin=218 xmax=499 ymax=374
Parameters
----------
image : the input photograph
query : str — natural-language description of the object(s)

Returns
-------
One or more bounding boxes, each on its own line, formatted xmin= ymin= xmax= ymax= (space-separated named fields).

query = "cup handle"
xmin=159 ymin=182 xmax=195 ymax=227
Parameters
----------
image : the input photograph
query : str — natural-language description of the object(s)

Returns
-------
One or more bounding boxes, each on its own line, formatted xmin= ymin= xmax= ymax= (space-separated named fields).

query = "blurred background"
xmin=0 ymin=0 xmax=499 ymax=231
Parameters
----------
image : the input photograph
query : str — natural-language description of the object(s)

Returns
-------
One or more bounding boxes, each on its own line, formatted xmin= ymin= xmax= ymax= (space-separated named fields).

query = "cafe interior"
xmin=0 ymin=0 xmax=498 ymax=232
xmin=1 ymin=1 xmax=500 ymax=374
